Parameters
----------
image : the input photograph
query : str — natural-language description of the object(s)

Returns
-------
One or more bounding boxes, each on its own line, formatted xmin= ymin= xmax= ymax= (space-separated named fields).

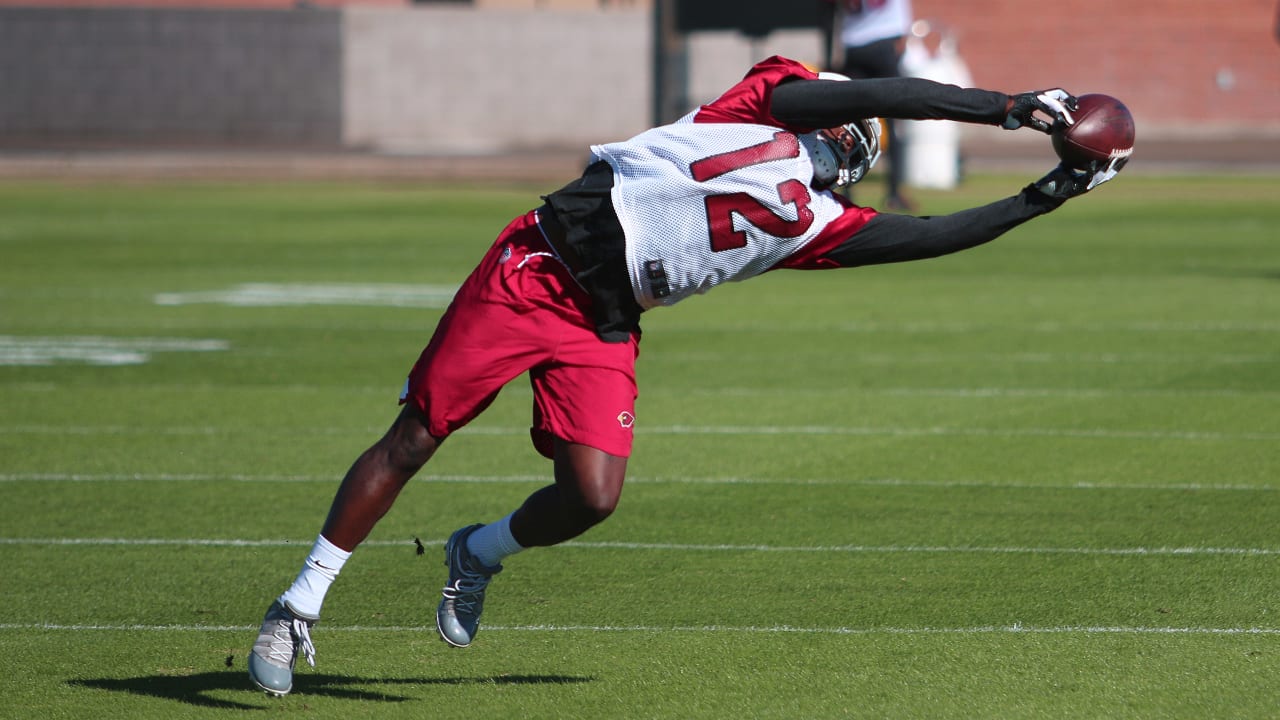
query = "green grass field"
xmin=1 ymin=172 xmax=1278 ymax=719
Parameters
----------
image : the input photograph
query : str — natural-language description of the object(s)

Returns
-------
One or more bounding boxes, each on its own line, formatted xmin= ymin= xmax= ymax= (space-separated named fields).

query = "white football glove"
xmin=1033 ymin=156 xmax=1129 ymax=200
xmin=1003 ymin=88 xmax=1078 ymax=133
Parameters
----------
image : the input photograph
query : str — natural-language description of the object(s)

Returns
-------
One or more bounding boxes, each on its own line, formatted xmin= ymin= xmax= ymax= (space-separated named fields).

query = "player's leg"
xmin=511 ymin=439 xmax=628 ymax=546
xmin=320 ymin=403 xmax=440 ymax=550
xmin=249 ymin=404 xmax=441 ymax=695
xmin=436 ymin=302 xmax=639 ymax=648
xmin=250 ymin=211 xmax=548 ymax=693
xmin=436 ymin=440 xmax=627 ymax=648
xmin=882 ymin=114 xmax=912 ymax=210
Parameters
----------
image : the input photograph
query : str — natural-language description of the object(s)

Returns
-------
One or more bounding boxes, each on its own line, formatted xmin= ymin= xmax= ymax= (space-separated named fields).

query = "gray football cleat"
xmin=248 ymin=599 xmax=317 ymax=696
xmin=436 ymin=524 xmax=502 ymax=648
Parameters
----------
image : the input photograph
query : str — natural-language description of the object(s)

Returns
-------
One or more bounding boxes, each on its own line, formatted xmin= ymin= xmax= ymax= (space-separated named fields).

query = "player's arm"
xmin=820 ymin=154 xmax=1123 ymax=267
xmin=821 ymin=187 xmax=1062 ymax=267
xmin=771 ymin=77 xmax=1075 ymax=132
xmin=771 ymin=76 xmax=1008 ymax=126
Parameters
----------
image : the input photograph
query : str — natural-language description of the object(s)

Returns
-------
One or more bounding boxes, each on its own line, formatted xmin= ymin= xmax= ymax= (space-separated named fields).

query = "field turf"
xmin=1 ymin=173 xmax=1278 ymax=718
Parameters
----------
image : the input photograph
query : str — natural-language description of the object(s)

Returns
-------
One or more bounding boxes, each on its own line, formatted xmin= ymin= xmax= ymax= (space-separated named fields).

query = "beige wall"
xmin=340 ymin=6 xmax=821 ymax=153
xmin=342 ymin=6 xmax=651 ymax=152
xmin=475 ymin=0 xmax=645 ymax=7
xmin=0 ymin=0 xmax=641 ymax=6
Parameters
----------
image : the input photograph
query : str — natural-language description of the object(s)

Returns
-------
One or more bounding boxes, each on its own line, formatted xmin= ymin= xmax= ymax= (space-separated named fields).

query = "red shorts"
xmin=402 ymin=210 xmax=640 ymax=459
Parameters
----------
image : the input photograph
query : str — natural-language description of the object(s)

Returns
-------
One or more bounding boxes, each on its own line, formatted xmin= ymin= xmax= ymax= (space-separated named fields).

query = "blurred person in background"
xmin=247 ymin=54 xmax=1125 ymax=697
xmin=821 ymin=0 xmax=916 ymax=210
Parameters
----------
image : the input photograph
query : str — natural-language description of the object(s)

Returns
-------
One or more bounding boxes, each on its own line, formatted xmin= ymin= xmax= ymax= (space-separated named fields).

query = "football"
xmin=1051 ymin=93 xmax=1135 ymax=169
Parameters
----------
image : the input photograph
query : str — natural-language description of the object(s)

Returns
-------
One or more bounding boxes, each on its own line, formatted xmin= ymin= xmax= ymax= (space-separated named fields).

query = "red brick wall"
xmin=912 ymin=0 xmax=1280 ymax=133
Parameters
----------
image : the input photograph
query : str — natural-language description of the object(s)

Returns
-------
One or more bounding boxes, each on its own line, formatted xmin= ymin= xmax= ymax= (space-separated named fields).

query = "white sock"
xmin=465 ymin=513 xmax=525 ymax=568
xmin=278 ymin=534 xmax=351 ymax=620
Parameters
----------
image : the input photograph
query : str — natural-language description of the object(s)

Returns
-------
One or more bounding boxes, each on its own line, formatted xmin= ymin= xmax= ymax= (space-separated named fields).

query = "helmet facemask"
xmin=802 ymin=118 xmax=883 ymax=190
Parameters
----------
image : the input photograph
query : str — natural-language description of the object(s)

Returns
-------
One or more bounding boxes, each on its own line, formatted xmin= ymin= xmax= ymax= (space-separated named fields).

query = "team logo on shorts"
xmin=499 ymin=245 xmax=513 ymax=264
xmin=617 ymin=411 xmax=635 ymax=429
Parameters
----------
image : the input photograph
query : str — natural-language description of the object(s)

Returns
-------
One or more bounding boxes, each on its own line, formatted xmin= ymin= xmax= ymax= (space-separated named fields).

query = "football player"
xmin=249 ymin=55 xmax=1125 ymax=696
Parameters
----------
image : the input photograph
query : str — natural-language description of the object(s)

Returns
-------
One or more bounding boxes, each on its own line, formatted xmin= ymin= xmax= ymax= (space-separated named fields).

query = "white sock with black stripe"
xmin=278 ymin=534 xmax=351 ymax=619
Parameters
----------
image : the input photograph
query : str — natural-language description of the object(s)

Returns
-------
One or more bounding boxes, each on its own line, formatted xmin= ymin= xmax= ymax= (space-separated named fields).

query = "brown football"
xmin=1052 ymin=94 xmax=1136 ymax=169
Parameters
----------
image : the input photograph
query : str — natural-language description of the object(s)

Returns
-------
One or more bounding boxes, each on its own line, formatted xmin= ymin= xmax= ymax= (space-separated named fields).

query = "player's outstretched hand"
xmin=1003 ymin=89 xmax=1078 ymax=133
xmin=1032 ymin=156 xmax=1128 ymax=200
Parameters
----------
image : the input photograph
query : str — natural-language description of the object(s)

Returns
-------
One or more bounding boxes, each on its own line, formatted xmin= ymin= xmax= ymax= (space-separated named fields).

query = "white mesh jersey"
xmin=591 ymin=122 xmax=848 ymax=310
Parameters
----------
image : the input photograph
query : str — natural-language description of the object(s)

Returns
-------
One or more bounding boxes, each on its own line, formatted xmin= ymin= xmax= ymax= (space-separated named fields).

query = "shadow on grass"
xmin=69 ymin=670 xmax=595 ymax=710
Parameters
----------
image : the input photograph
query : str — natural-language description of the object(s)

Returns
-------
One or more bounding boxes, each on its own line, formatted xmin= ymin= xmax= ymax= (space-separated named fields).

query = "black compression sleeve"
xmin=823 ymin=186 xmax=1065 ymax=267
xmin=771 ymin=77 xmax=1009 ymax=128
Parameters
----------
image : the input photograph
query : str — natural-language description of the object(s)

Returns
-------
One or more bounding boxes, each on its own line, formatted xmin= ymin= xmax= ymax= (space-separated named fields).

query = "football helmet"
xmin=801 ymin=72 xmax=883 ymax=190
xmin=801 ymin=119 xmax=882 ymax=189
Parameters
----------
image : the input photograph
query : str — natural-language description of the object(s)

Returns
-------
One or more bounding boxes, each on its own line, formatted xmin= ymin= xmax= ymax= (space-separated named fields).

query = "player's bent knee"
xmin=554 ymin=438 xmax=627 ymax=528
xmin=383 ymin=406 xmax=441 ymax=471
xmin=573 ymin=491 xmax=618 ymax=526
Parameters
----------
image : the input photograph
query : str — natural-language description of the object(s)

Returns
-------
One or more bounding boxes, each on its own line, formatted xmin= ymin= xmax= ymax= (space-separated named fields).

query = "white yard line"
xmin=0 ymin=472 xmax=1273 ymax=493
xmin=153 ymin=283 xmax=458 ymax=308
xmin=2 ymin=536 xmax=1277 ymax=557
xmin=697 ymin=386 xmax=1280 ymax=399
xmin=0 ymin=335 xmax=228 ymax=366
xmin=3 ymin=424 xmax=1278 ymax=441
xmin=10 ymin=382 xmax=1276 ymax=400
xmin=673 ymin=321 xmax=1280 ymax=334
xmin=657 ymin=351 xmax=1278 ymax=365
xmin=1 ymin=622 xmax=1277 ymax=636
